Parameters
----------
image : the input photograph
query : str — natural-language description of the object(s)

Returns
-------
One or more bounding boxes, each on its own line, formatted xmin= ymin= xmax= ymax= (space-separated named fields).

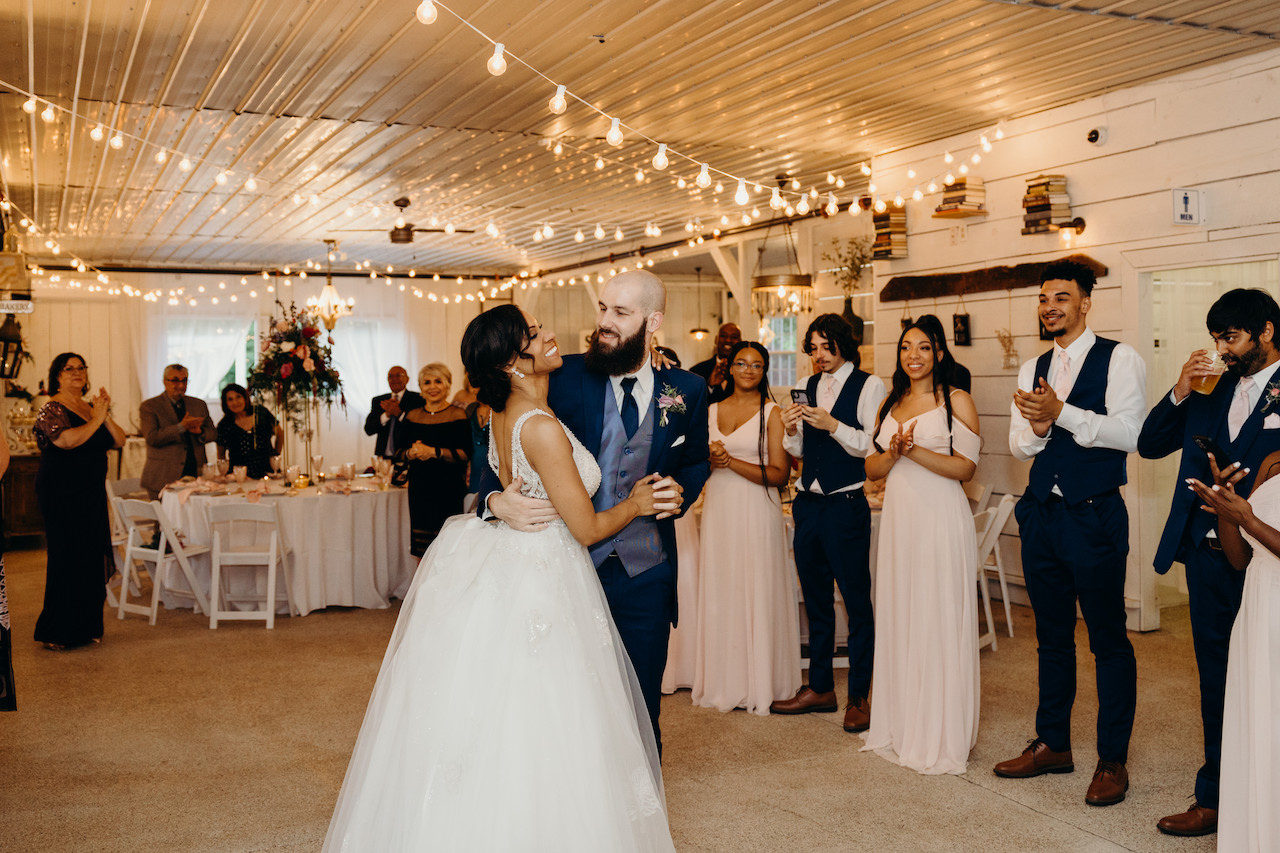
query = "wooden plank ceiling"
xmin=0 ymin=0 xmax=1276 ymax=279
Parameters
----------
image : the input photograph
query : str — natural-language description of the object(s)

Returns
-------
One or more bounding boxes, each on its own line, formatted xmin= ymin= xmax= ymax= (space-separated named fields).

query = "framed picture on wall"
xmin=952 ymin=313 xmax=971 ymax=346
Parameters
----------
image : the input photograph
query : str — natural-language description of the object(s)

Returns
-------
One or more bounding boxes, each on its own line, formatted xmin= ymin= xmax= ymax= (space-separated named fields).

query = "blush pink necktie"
xmin=1051 ymin=350 xmax=1072 ymax=399
xmin=1228 ymin=377 xmax=1252 ymax=442
xmin=819 ymin=373 xmax=837 ymax=410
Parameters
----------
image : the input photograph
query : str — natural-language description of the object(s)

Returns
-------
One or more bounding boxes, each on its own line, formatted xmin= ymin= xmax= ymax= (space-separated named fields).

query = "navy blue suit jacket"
xmin=478 ymin=355 xmax=711 ymax=576
xmin=1139 ymin=370 xmax=1280 ymax=573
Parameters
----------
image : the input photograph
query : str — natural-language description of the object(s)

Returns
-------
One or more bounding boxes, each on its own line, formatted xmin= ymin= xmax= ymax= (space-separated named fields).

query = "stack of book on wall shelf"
xmin=1022 ymin=174 xmax=1071 ymax=234
xmin=872 ymin=207 xmax=908 ymax=259
xmin=933 ymin=176 xmax=987 ymax=217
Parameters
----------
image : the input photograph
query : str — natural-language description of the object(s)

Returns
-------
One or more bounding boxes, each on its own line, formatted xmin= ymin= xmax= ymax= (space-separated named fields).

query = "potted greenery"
xmin=823 ymin=236 xmax=874 ymax=344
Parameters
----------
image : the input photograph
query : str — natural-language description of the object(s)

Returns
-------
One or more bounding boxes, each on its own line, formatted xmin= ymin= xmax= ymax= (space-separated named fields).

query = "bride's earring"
xmin=509 ymin=367 xmax=526 ymax=379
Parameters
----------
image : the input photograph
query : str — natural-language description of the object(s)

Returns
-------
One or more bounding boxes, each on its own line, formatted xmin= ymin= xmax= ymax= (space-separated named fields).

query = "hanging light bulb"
xmin=790 ymin=178 xmax=801 ymax=190
xmin=784 ymin=205 xmax=795 ymax=216
xmin=109 ymin=134 xmax=124 ymax=150
xmin=245 ymin=176 xmax=257 ymax=191
xmin=971 ymin=152 xmax=981 ymax=164
xmin=944 ymin=151 xmax=954 ymax=164
xmin=606 ymin=118 xmax=624 ymax=147
xmin=635 ymin=168 xmax=645 ymax=183
xmin=41 ymin=104 xmax=55 ymax=123
xmin=214 ymin=171 xmax=227 ymax=186
xmin=860 ymin=162 xmax=872 ymax=176
xmin=769 ymin=187 xmax=784 ymax=210
xmin=548 ymin=84 xmax=567 ymax=114
xmin=796 ymin=196 xmax=810 ymax=215
xmin=444 ymin=222 xmax=456 ymax=234
xmin=415 ymin=0 xmax=437 ymax=24
xmin=944 ymin=172 xmax=955 ymax=186
xmin=825 ymin=193 xmax=839 ymax=216
xmin=980 ymin=135 xmax=992 ymax=152
xmin=735 ymin=179 xmax=749 ymax=205
xmin=874 ymin=196 xmax=887 ymax=213
xmin=22 ymin=98 xmax=36 ymax=114
xmin=179 ymin=158 xmax=192 ymax=172
xmin=836 ymin=176 xmax=845 ymax=188
xmin=595 ymin=156 xmax=605 ymax=169
xmin=652 ymin=143 xmax=668 ymax=170
xmin=542 ymin=223 xmax=554 ymax=238
xmin=574 ymin=229 xmax=584 ymax=242
xmin=868 ymin=182 xmax=877 ymax=194
xmin=394 ymin=214 xmax=407 ymax=229
xmin=487 ymin=43 xmax=507 ymax=76
xmin=959 ymin=163 xmax=970 ymax=175
xmin=532 ymin=229 xmax=543 ymax=242
xmin=552 ymin=140 xmax=562 ymax=155
xmin=893 ymin=193 xmax=904 ymax=208
xmin=912 ymin=186 xmax=924 ymax=202
xmin=809 ymin=187 xmax=819 ymax=199
xmin=485 ymin=221 xmax=499 ymax=238
xmin=676 ymin=177 xmax=686 ymax=189
xmin=155 ymin=150 xmax=167 ymax=164
xmin=927 ymin=180 xmax=938 ymax=193
xmin=614 ymin=227 xmax=624 ymax=241
xmin=695 ymin=163 xmax=712 ymax=189
xmin=714 ymin=181 xmax=724 ymax=194
xmin=594 ymin=223 xmax=605 ymax=239
xmin=995 ymin=123 xmax=1006 ymax=140
xmin=89 ymin=125 xmax=104 ymax=142
xmin=826 ymin=172 xmax=835 ymax=184
xmin=907 ymin=168 xmax=917 ymax=179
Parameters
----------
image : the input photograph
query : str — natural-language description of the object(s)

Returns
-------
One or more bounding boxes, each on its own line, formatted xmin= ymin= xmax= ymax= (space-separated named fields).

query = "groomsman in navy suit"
xmin=482 ymin=270 xmax=710 ymax=749
xmin=1138 ymin=288 xmax=1280 ymax=838
xmin=774 ymin=313 xmax=885 ymax=733
xmin=995 ymin=260 xmax=1147 ymax=808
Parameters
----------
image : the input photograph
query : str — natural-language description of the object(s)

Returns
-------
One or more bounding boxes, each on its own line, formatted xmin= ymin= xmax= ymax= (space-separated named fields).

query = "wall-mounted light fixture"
xmin=1058 ymin=217 xmax=1086 ymax=244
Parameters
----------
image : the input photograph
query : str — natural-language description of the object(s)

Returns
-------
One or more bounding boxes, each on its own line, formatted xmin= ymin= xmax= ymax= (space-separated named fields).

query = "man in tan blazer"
xmin=140 ymin=364 xmax=218 ymax=499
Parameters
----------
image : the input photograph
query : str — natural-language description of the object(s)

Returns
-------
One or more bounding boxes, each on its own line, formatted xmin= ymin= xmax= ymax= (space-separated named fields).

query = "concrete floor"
xmin=0 ymin=545 xmax=1216 ymax=852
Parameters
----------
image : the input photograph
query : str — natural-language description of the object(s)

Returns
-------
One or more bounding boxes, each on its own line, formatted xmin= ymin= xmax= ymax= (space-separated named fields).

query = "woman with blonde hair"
xmin=396 ymin=362 xmax=471 ymax=555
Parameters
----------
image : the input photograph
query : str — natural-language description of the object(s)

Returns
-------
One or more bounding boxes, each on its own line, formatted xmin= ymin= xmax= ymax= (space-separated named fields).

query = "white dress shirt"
xmin=783 ymin=361 xmax=888 ymax=493
xmin=609 ymin=356 xmax=655 ymax=422
xmin=1009 ymin=328 xmax=1148 ymax=461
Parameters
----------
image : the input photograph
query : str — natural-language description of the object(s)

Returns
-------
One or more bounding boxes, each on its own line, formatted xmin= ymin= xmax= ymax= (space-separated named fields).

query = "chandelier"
xmin=750 ymin=191 xmax=813 ymax=319
xmin=306 ymin=239 xmax=354 ymax=331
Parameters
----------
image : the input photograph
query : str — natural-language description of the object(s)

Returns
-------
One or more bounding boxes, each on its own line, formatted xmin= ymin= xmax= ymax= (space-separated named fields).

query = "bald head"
xmin=605 ymin=269 xmax=667 ymax=316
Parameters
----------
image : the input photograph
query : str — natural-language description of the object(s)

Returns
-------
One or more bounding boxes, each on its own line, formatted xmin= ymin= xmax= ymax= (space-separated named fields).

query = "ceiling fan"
xmin=338 ymin=197 xmax=475 ymax=244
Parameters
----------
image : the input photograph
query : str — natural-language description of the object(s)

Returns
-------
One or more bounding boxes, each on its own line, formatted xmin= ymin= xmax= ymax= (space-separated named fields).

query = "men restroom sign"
xmin=1172 ymin=188 xmax=1204 ymax=225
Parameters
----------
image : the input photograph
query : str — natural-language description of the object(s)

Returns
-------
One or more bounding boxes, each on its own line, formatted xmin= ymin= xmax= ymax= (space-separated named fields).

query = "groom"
xmin=482 ymin=270 xmax=710 ymax=747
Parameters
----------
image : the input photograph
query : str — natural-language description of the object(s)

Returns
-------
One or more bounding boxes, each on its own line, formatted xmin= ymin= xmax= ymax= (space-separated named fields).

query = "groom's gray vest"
xmin=589 ymin=383 xmax=667 ymax=577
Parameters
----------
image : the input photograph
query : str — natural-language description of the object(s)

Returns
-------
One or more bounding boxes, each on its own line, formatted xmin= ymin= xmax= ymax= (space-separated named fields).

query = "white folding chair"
xmin=104 ymin=480 xmax=148 ymax=608
xmin=207 ymin=503 xmax=294 ymax=629
xmin=963 ymin=480 xmax=992 ymax=514
xmin=116 ymin=499 xmax=211 ymax=624
xmin=973 ymin=508 xmax=999 ymax=651
xmin=979 ymin=494 xmax=1017 ymax=638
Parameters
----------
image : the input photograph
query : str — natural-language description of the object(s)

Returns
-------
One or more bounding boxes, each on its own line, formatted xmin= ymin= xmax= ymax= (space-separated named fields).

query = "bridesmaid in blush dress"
xmin=692 ymin=341 xmax=800 ymax=714
xmin=862 ymin=318 xmax=982 ymax=775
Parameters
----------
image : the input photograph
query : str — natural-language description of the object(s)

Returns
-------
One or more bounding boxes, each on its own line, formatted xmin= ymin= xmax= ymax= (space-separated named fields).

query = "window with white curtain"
xmin=165 ymin=316 xmax=253 ymax=401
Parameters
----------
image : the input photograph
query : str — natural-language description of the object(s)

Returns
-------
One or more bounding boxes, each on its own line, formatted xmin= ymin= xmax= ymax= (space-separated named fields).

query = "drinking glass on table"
xmin=233 ymin=466 xmax=248 ymax=483
xmin=341 ymin=462 xmax=356 ymax=481
xmin=216 ymin=458 xmax=230 ymax=477
xmin=1192 ymin=351 xmax=1227 ymax=394
xmin=269 ymin=456 xmax=282 ymax=476
xmin=202 ymin=462 xmax=219 ymax=479
xmin=286 ymin=464 xmax=300 ymax=484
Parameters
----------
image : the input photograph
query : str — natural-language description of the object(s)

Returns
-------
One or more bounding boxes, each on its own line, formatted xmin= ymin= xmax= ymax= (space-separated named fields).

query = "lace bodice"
xmin=488 ymin=408 xmax=601 ymax=500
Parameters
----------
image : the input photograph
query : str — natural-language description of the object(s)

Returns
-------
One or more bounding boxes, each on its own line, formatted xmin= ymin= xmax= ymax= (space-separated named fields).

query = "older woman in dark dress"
xmin=33 ymin=352 xmax=127 ymax=650
xmin=396 ymin=362 xmax=471 ymax=556
xmin=216 ymin=383 xmax=282 ymax=479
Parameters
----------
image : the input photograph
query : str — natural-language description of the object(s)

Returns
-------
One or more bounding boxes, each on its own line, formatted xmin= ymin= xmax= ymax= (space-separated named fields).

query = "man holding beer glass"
xmin=1139 ymin=288 xmax=1280 ymax=838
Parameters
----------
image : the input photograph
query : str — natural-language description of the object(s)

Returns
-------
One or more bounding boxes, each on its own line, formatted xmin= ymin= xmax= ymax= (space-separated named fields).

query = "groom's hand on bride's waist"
xmin=486 ymin=475 xmax=561 ymax=531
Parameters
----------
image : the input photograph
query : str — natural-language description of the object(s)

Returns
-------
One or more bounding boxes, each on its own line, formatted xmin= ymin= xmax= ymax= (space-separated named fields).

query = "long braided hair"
xmin=875 ymin=316 xmax=955 ymax=453
xmin=722 ymin=340 xmax=774 ymax=492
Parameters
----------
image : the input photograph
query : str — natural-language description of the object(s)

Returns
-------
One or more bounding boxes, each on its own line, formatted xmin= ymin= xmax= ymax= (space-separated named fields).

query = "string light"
xmin=486 ymin=44 xmax=507 ymax=76
xmin=735 ymin=179 xmax=749 ymax=205
xmin=652 ymin=143 xmax=668 ymax=170
xmin=415 ymin=0 xmax=438 ymax=24
xmin=109 ymin=134 xmax=124 ymax=150
xmin=548 ymin=84 xmax=567 ymax=115
xmin=89 ymin=125 xmax=104 ymax=142
xmin=695 ymin=164 xmax=712 ymax=189
xmin=606 ymin=117 xmax=624 ymax=147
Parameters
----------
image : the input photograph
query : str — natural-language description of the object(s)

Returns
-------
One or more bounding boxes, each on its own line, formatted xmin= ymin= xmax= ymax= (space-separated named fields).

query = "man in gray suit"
xmin=140 ymin=364 xmax=218 ymax=499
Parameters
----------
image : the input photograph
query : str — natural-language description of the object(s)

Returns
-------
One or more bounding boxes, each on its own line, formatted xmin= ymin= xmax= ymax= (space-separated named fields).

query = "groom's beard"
xmin=584 ymin=324 xmax=648 ymax=376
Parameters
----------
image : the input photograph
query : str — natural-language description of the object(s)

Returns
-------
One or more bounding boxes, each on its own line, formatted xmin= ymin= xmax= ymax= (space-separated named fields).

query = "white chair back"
xmin=963 ymin=480 xmax=993 ymax=513
xmin=206 ymin=502 xmax=293 ymax=629
xmin=973 ymin=508 xmax=999 ymax=651
xmin=979 ymin=494 xmax=1018 ymax=639
xmin=116 ymin=498 xmax=211 ymax=624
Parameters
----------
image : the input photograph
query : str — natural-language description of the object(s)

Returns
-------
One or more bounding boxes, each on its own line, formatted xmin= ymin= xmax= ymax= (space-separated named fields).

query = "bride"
xmin=324 ymin=304 xmax=679 ymax=851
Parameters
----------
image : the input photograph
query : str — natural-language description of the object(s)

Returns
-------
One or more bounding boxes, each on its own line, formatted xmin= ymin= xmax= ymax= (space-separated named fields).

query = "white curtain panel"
xmin=165 ymin=315 xmax=253 ymax=400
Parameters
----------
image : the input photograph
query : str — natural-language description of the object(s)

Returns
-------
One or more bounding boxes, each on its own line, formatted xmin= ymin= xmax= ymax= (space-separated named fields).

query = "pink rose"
xmin=302 ymin=357 xmax=315 ymax=373
xmin=275 ymin=320 xmax=289 ymax=332
xmin=296 ymin=344 xmax=310 ymax=360
xmin=658 ymin=395 xmax=676 ymax=408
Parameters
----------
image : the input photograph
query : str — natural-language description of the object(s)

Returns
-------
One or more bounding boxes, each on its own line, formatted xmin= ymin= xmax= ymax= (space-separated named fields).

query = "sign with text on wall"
xmin=0 ymin=299 xmax=33 ymax=314
xmin=1172 ymin=188 xmax=1204 ymax=225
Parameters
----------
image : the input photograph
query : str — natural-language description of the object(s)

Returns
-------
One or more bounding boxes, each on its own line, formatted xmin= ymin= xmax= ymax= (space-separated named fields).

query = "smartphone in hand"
xmin=790 ymin=389 xmax=811 ymax=407
xmin=1193 ymin=434 xmax=1236 ymax=469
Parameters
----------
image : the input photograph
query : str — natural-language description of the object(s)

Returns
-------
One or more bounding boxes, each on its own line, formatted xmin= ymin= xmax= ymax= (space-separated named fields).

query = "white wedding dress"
xmin=324 ymin=409 xmax=674 ymax=852
xmin=1219 ymin=475 xmax=1280 ymax=852
xmin=862 ymin=403 xmax=981 ymax=775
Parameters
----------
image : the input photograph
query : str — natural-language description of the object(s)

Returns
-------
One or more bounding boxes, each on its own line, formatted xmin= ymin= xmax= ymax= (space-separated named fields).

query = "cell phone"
xmin=790 ymin=389 xmax=811 ymax=407
xmin=1193 ymin=435 xmax=1236 ymax=469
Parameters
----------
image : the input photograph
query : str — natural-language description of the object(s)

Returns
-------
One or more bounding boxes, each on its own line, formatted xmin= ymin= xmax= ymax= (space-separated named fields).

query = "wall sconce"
xmin=1058 ymin=217 xmax=1086 ymax=244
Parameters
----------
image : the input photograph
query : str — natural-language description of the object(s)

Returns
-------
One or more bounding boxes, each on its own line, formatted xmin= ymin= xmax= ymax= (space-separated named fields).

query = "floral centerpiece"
xmin=248 ymin=302 xmax=345 ymax=432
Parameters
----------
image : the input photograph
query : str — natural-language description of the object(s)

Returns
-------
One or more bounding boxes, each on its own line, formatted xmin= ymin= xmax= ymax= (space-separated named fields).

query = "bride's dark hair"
xmin=461 ymin=304 xmax=534 ymax=413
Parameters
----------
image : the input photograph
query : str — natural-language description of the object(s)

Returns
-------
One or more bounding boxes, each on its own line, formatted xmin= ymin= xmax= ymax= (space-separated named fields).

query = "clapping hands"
xmin=887 ymin=420 xmax=915 ymax=461
xmin=88 ymin=387 xmax=111 ymax=420
xmin=1013 ymin=378 xmax=1061 ymax=437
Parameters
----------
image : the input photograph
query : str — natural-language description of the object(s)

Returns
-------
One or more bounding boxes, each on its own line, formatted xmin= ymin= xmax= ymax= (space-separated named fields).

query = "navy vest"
xmin=799 ymin=368 xmax=870 ymax=492
xmin=589 ymin=382 xmax=666 ymax=576
xmin=1027 ymin=337 xmax=1127 ymax=503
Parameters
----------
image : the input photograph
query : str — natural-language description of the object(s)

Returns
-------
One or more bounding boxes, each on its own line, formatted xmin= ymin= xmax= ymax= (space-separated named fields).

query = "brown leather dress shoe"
xmin=992 ymin=738 xmax=1075 ymax=778
xmin=842 ymin=697 xmax=870 ymax=732
xmin=769 ymin=686 xmax=838 ymax=715
xmin=1085 ymin=760 xmax=1128 ymax=806
xmin=1157 ymin=803 xmax=1218 ymax=836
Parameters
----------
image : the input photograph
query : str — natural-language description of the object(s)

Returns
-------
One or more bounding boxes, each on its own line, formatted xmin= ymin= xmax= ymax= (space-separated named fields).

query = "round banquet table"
xmin=158 ymin=484 xmax=417 ymax=617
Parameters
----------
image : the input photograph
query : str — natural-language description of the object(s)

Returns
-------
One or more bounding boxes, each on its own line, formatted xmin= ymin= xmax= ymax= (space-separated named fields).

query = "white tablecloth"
xmin=159 ymin=486 xmax=416 ymax=616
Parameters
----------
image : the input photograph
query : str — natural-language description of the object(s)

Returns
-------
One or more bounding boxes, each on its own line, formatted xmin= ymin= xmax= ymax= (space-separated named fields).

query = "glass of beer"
xmin=1191 ymin=352 xmax=1226 ymax=394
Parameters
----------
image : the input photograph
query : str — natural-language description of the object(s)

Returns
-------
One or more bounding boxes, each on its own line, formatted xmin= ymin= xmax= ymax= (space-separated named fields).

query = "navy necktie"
xmin=620 ymin=377 xmax=639 ymax=439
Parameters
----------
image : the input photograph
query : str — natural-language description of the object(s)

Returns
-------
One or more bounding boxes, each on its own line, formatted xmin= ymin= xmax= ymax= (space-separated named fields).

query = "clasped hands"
xmin=1013 ymin=378 xmax=1063 ymax=437
xmin=885 ymin=421 xmax=916 ymax=461
xmin=782 ymin=402 xmax=838 ymax=436
xmin=1187 ymin=454 xmax=1254 ymax=528
xmin=88 ymin=387 xmax=113 ymax=420
xmin=709 ymin=440 xmax=732 ymax=468
xmin=494 ymin=473 xmax=685 ymax=532
xmin=406 ymin=441 xmax=436 ymax=461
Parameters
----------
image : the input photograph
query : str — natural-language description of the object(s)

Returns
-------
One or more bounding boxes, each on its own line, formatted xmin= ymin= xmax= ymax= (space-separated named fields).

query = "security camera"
xmin=1086 ymin=127 xmax=1107 ymax=145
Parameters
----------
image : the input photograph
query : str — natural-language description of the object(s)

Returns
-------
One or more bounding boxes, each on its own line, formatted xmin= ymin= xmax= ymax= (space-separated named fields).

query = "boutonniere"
xmin=656 ymin=384 xmax=687 ymax=427
xmin=1261 ymin=377 xmax=1280 ymax=414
